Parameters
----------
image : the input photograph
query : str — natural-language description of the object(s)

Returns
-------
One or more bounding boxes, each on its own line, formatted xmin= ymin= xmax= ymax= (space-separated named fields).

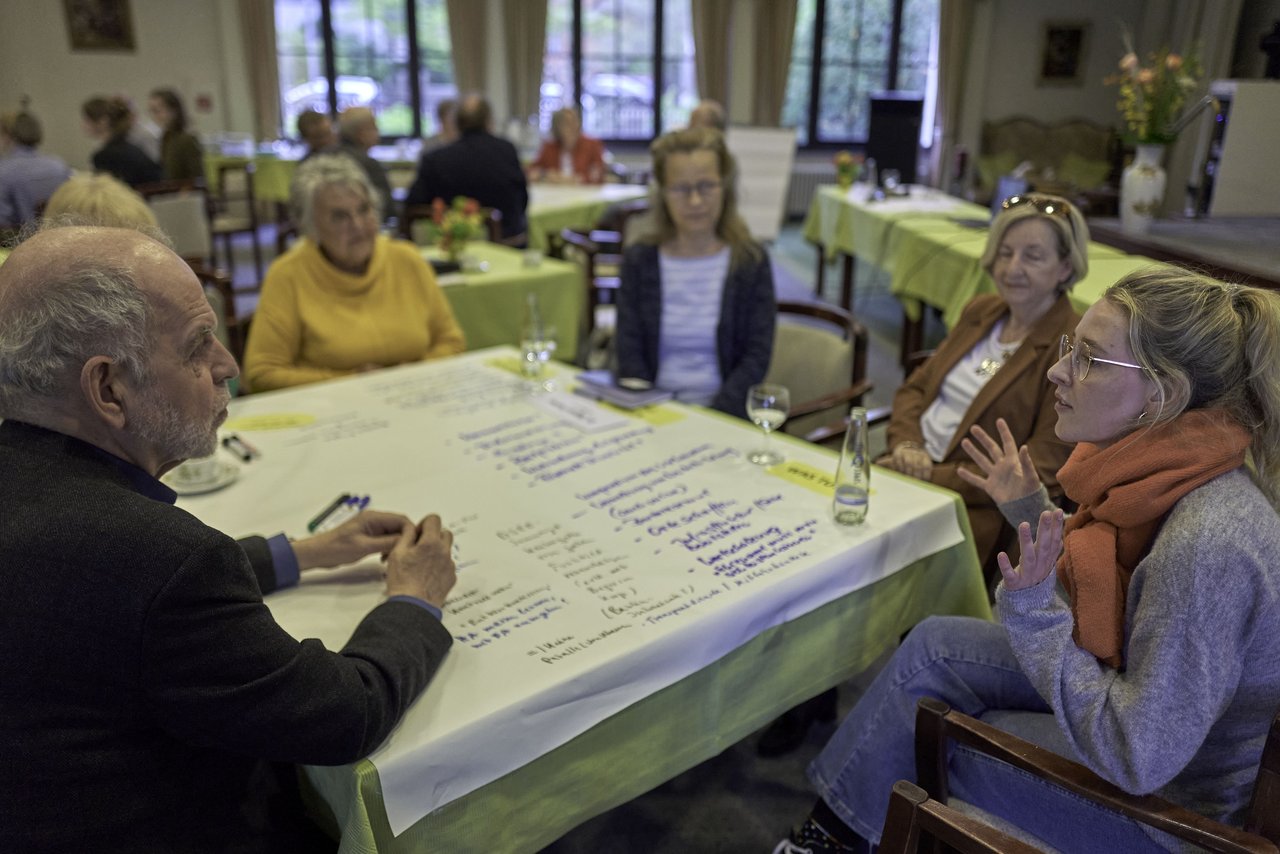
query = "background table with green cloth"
xmin=888 ymin=217 xmax=1147 ymax=329
xmin=204 ymin=152 xmax=419 ymax=205
xmin=802 ymin=184 xmax=990 ymax=272
xmin=426 ymin=241 xmax=583 ymax=363
xmin=526 ymin=183 xmax=649 ymax=251
xmin=181 ymin=351 xmax=988 ymax=853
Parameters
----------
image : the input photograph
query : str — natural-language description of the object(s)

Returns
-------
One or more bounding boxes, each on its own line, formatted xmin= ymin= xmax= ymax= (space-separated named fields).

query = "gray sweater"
xmin=995 ymin=468 xmax=1280 ymax=827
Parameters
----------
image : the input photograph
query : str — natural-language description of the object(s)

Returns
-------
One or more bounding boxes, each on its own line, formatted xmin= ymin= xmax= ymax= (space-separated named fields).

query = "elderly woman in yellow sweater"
xmin=244 ymin=154 xmax=465 ymax=391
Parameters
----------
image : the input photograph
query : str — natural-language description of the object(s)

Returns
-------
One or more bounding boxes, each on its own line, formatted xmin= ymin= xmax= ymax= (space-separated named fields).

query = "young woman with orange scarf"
xmin=775 ymin=268 xmax=1280 ymax=854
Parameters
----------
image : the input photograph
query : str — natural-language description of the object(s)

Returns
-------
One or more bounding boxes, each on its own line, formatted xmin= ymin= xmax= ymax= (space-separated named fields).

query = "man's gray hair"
xmin=290 ymin=153 xmax=381 ymax=240
xmin=0 ymin=262 xmax=152 ymax=421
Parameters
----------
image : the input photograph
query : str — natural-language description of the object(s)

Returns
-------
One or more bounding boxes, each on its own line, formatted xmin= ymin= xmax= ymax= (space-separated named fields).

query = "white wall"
xmin=0 ymin=0 xmax=251 ymax=171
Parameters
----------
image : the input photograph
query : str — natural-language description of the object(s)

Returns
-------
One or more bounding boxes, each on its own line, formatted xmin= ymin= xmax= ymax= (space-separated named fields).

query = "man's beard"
xmin=132 ymin=384 xmax=230 ymax=461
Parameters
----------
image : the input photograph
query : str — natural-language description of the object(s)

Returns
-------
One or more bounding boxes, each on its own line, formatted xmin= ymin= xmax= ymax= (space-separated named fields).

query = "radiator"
xmin=785 ymin=161 xmax=837 ymax=219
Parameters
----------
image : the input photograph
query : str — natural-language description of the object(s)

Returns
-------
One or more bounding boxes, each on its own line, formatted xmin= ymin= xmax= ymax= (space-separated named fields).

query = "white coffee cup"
xmin=170 ymin=454 xmax=221 ymax=487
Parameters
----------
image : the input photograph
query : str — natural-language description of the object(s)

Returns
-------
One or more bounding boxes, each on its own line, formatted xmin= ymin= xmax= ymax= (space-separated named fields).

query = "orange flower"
xmin=1119 ymin=52 xmax=1139 ymax=72
xmin=1166 ymin=53 xmax=1183 ymax=71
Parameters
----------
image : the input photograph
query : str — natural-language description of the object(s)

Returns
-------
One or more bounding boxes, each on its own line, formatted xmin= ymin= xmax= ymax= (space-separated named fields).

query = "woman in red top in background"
xmin=528 ymin=107 xmax=606 ymax=184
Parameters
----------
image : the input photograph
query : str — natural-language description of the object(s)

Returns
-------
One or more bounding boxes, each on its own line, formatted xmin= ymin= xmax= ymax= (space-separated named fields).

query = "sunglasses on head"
xmin=1001 ymin=194 xmax=1079 ymax=243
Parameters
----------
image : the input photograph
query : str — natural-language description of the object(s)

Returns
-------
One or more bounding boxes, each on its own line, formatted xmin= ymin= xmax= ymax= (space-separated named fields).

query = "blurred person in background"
xmin=337 ymin=106 xmax=392 ymax=220
xmin=81 ymin=95 xmax=162 ymax=188
xmin=405 ymin=95 xmax=529 ymax=245
xmin=297 ymin=109 xmax=338 ymax=160
xmin=527 ymin=107 xmax=606 ymax=184
xmin=0 ymin=104 xmax=71 ymax=229
xmin=147 ymin=88 xmax=204 ymax=182
xmin=43 ymin=173 xmax=157 ymax=230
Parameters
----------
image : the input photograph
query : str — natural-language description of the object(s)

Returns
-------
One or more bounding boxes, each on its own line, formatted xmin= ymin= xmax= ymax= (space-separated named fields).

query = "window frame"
xmin=791 ymin=0 xmax=931 ymax=150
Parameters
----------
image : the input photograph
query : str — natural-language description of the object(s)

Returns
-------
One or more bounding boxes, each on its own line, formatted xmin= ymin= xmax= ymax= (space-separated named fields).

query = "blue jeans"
xmin=807 ymin=616 xmax=1171 ymax=852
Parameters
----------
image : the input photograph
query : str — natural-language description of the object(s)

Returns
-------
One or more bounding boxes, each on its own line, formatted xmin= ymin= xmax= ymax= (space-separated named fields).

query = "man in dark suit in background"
xmin=0 ymin=225 xmax=457 ymax=853
xmin=406 ymin=94 xmax=529 ymax=243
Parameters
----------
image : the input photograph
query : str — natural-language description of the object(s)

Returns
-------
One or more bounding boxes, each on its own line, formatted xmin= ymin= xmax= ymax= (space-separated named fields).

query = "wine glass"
xmin=746 ymin=383 xmax=790 ymax=466
xmin=520 ymin=322 xmax=558 ymax=386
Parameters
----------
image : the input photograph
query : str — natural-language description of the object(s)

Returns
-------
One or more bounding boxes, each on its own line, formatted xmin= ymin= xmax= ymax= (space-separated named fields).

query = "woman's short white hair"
xmin=290 ymin=154 xmax=381 ymax=240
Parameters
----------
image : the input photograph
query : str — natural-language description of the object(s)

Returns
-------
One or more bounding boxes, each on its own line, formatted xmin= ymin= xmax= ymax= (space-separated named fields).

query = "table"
xmin=425 ymin=241 xmax=583 ymax=363
xmin=183 ymin=350 xmax=990 ymax=852
xmin=802 ymin=184 xmax=990 ymax=308
xmin=1086 ymin=216 xmax=1280 ymax=291
xmin=204 ymin=150 xmax=420 ymax=205
xmin=526 ymin=183 xmax=649 ymax=251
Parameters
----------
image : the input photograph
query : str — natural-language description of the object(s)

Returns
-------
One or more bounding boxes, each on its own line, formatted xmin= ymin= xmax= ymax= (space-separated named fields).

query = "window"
xmin=782 ymin=0 xmax=938 ymax=146
xmin=540 ymin=0 xmax=696 ymax=141
xmin=275 ymin=0 xmax=454 ymax=140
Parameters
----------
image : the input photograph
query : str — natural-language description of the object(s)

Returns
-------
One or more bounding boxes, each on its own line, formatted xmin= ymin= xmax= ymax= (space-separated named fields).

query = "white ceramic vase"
xmin=1120 ymin=143 xmax=1167 ymax=234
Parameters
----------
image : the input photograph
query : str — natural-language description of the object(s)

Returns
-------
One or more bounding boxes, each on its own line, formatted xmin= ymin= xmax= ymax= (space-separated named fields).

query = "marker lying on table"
xmin=311 ymin=494 xmax=371 ymax=534
xmin=308 ymin=493 xmax=350 ymax=533
xmin=221 ymin=433 xmax=259 ymax=462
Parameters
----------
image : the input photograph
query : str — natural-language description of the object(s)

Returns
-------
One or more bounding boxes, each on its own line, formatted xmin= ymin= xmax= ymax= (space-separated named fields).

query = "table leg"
xmin=900 ymin=313 xmax=924 ymax=369
xmin=812 ymin=242 xmax=826 ymax=298
xmin=839 ymin=254 xmax=856 ymax=310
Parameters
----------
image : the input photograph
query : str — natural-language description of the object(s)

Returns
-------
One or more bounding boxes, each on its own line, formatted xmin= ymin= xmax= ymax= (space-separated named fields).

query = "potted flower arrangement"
xmin=1105 ymin=39 xmax=1205 ymax=232
xmin=429 ymin=196 xmax=486 ymax=261
xmin=833 ymin=150 xmax=864 ymax=190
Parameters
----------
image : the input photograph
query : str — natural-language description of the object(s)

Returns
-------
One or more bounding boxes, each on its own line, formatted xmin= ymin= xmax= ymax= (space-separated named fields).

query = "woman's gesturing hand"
xmin=997 ymin=508 xmax=1064 ymax=591
xmin=958 ymin=418 xmax=1043 ymax=504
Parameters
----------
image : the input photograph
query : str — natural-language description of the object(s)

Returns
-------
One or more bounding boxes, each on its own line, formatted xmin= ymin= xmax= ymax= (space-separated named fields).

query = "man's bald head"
xmin=455 ymin=95 xmax=493 ymax=134
xmin=0 ymin=227 xmax=170 ymax=421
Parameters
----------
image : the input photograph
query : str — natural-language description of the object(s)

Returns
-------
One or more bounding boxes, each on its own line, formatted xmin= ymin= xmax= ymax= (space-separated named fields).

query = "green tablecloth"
xmin=299 ymin=466 xmax=989 ymax=853
xmin=802 ymin=185 xmax=990 ymax=271
xmin=526 ymin=183 xmax=649 ymax=251
xmin=888 ymin=216 xmax=1150 ymax=329
xmin=426 ymin=241 xmax=583 ymax=362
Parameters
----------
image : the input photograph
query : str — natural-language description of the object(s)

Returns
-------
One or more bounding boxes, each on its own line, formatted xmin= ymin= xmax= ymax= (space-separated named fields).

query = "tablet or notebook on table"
xmin=573 ymin=370 xmax=675 ymax=409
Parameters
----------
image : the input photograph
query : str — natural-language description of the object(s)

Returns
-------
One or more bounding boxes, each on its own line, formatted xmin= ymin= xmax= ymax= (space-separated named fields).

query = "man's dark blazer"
xmin=0 ymin=420 xmax=452 ymax=853
xmin=405 ymin=130 xmax=529 ymax=240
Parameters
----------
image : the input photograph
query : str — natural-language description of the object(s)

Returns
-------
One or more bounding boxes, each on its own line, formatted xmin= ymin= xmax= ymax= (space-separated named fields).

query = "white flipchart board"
xmin=726 ymin=126 xmax=798 ymax=243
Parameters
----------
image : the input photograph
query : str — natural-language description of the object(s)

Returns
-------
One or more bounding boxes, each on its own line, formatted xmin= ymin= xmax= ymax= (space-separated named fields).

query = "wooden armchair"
xmin=914 ymin=696 xmax=1280 ymax=853
xmin=879 ymin=780 xmax=1042 ymax=854
xmin=767 ymin=300 xmax=874 ymax=446
xmin=549 ymin=198 xmax=650 ymax=336
xmin=209 ymin=161 xmax=263 ymax=287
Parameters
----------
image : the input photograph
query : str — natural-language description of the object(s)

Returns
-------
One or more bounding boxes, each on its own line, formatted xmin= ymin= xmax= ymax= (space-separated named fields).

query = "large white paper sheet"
xmin=182 ymin=351 xmax=963 ymax=835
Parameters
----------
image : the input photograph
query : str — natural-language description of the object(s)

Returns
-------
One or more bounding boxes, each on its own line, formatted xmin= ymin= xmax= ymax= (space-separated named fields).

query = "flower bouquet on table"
xmin=428 ymin=196 xmax=486 ymax=262
xmin=1105 ymin=37 xmax=1211 ymax=232
xmin=1105 ymin=38 xmax=1205 ymax=145
xmin=833 ymin=150 xmax=864 ymax=190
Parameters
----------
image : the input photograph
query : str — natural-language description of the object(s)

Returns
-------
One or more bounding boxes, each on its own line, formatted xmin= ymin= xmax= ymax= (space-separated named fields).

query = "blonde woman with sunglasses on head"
xmin=777 ymin=269 xmax=1280 ymax=854
xmin=881 ymin=194 xmax=1088 ymax=578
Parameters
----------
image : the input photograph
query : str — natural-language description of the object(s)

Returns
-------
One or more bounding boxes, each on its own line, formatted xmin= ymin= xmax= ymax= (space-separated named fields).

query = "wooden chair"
xmin=209 ymin=161 xmax=263 ymax=288
xmin=549 ymin=198 xmax=650 ymax=336
xmin=914 ymin=697 xmax=1280 ymax=853
xmin=765 ymin=300 xmax=873 ymax=445
xmin=137 ymin=179 xmax=214 ymax=269
xmin=878 ymin=780 xmax=1042 ymax=854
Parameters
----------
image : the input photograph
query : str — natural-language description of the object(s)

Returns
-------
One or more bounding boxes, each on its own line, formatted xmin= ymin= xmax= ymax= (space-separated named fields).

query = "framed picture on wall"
xmin=64 ymin=0 xmax=136 ymax=52
xmin=1038 ymin=21 xmax=1090 ymax=86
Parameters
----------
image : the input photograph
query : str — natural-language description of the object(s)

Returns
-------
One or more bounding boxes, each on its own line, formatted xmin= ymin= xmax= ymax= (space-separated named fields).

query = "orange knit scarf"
xmin=1055 ymin=409 xmax=1251 ymax=669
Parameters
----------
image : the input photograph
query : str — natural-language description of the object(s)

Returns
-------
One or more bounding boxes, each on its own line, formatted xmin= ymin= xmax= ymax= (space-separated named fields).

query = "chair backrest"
xmin=766 ymin=300 xmax=868 ymax=440
xmin=879 ymin=780 xmax=1043 ymax=854
xmin=212 ymin=161 xmax=258 ymax=227
xmin=915 ymin=697 xmax=1280 ymax=853
xmin=140 ymin=179 xmax=213 ymax=264
xmin=725 ymin=125 xmax=798 ymax=242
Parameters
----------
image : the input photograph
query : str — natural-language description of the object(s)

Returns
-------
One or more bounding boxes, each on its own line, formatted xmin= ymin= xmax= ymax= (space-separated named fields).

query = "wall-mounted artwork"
xmin=1039 ymin=21 xmax=1090 ymax=86
xmin=64 ymin=0 xmax=136 ymax=52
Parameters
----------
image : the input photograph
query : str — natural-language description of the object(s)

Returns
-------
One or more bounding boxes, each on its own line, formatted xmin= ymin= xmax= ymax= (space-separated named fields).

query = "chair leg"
xmin=250 ymin=229 xmax=264 ymax=285
xmin=220 ymin=234 xmax=237 ymax=281
xmin=814 ymin=244 xmax=827 ymax=298
xmin=840 ymin=254 xmax=856 ymax=310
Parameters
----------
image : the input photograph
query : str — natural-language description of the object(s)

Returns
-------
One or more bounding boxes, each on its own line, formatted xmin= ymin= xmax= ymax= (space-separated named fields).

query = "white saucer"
xmin=164 ymin=461 xmax=240 ymax=495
